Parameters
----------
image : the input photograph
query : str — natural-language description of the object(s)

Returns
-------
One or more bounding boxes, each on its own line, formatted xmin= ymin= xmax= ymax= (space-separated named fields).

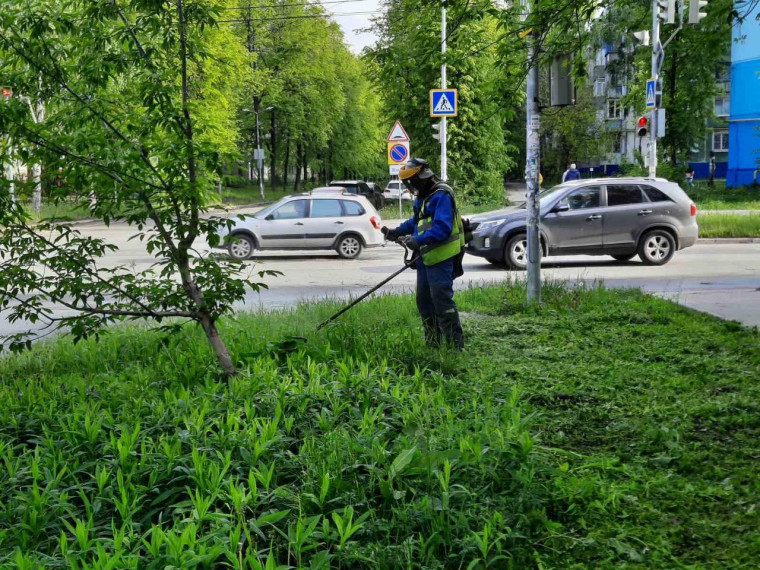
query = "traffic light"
xmin=432 ymin=122 xmax=441 ymax=141
xmin=637 ymin=116 xmax=649 ymax=137
xmin=656 ymin=0 xmax=676 ymax=24
xmin=632 ymin=30 xmax=650 ymax=47
xmin=689 ymin=0 xmax=708 ymax=24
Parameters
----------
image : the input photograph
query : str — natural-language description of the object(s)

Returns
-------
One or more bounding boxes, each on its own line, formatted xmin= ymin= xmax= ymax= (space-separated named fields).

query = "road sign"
xmin=387 ymin=121 xmax=409 ymax=142
xmin=430 ymin=89 xmax=458 ymax=117
xmin=388 ymin=141 xmax=409 ymax=165
xmin=253 ymin=148 xmax=265 ymax=160
xmin=389 ymin=165 xmax=401 ymax=175
xmin=646 ymin=79 xmax=656 ymax=110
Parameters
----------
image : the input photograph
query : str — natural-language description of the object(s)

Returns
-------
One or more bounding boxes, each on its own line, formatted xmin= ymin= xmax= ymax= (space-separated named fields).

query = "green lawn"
xmin=699 ymin=213 xmax=760 ymax=238
xmin=1 ymin=283 xmax=758 ymax=568
xmin=688 ymin=183 xmax=760 ymax=211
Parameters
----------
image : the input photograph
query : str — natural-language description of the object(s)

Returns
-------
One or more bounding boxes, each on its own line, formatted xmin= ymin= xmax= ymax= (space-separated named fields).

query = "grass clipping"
xmin=1 ymin=283 xmax=758 ymax=568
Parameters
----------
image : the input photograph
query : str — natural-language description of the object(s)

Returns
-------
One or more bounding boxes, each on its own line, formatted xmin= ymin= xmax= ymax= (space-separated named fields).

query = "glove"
xmin=382 ymin=226 xmax=400 ymax=242
xmin=398 ymin=235 xmax=420 ymax=252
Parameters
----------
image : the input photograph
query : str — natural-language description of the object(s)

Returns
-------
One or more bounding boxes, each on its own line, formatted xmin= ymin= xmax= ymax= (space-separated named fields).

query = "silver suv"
xmin=218 ymin=192 xmax=383 ymax=260
xmin=467 ymin=178 xmax=698 ymax=269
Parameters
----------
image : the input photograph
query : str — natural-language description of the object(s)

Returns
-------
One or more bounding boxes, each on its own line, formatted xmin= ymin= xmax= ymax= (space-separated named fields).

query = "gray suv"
xmin=467 ymin=178 xmax=698 ymax=269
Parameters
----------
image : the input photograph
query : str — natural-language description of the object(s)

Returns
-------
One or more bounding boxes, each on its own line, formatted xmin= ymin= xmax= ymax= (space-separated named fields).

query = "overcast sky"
xmin=325 ymin=0 xmax=381 ymax=54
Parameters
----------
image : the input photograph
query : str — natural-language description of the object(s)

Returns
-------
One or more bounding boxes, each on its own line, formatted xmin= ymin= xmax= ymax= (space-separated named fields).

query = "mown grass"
xmin=1 ymin=283 xmax=758 ymax=568
xmin=698 ymin=213 xmax=760 ymax=238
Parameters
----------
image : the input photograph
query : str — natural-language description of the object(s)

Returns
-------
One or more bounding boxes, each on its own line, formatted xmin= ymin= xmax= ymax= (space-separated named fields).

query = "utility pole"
xmin=525 ymin=8 xmax=541 ymax=304
xmin=649 ymin=0 xmax=661 ymax=178
xmin=440 ymin=6 xmax=447 ymax=181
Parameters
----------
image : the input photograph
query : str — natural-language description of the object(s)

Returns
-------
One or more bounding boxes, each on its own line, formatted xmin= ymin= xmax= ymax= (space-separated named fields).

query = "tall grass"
xmin=698 ymin=212 xmax=760 ymax=237
xmin=1 ymin=283 xmax=758 ymax=567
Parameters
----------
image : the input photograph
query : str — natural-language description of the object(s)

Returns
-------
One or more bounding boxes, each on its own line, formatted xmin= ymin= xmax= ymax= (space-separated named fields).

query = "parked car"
xmin=467 ymin=178 xmax=698 ymax=269
xmin=383 ymin=180 xmax=413 ymax=202
xmin=219 ymin=191 xmax=383 ymax=260
xmin=329 ymin=180 xmax=385 ymax=209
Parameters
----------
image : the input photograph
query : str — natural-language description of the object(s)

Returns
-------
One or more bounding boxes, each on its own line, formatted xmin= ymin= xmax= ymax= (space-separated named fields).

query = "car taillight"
xmin=370 ymin=216 xmax=381 ymax=230
xmin=690 ymin=203 xmax=697 ymax=217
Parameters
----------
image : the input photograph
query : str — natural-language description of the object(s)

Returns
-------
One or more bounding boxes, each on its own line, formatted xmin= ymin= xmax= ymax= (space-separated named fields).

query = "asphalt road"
xmin=2 ymin=218 xmax=759 ymax=341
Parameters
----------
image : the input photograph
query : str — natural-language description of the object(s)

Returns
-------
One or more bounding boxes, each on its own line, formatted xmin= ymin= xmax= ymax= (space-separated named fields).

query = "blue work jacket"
xmin=396 ymin=191 xmax=455 ymax=247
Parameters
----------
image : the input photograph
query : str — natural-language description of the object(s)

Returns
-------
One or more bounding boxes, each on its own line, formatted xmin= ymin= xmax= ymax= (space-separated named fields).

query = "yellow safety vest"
xmin=416 ymin=184 xmax=465 ymax=266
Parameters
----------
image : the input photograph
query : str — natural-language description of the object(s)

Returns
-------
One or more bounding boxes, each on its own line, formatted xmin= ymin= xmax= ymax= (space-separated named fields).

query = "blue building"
xmin=727 ymin=3 xmax=760 ymax=187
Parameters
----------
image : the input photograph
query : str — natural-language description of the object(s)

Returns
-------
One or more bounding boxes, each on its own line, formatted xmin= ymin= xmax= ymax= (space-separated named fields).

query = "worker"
xmin=382 ymin=158 xmax=465 ymax=349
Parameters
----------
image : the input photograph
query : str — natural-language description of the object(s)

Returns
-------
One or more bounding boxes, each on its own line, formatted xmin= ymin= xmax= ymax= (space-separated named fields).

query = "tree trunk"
xmin=199 ymin=315 xmax=236 ymax=376
xmin=270 ymin=111 xmax=277 ymax=187
xmin=283 ymin=132 xmax=290 ymax=189
xmin=32 ymin=163 xmax=42 ymax=212
xmin=294 ymin=141 xmax=302 ymax=191
xmin=327 ymin=141 xmax=332 ymax=182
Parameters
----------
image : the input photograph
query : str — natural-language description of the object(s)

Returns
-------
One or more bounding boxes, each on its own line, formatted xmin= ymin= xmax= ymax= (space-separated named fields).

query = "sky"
xmin=324 ymin=0 xmax=382 ymax=54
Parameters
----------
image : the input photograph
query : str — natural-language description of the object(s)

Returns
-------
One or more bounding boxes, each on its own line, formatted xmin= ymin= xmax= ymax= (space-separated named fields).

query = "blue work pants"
xmin=416 ymin=258 xmax=464 ymax=349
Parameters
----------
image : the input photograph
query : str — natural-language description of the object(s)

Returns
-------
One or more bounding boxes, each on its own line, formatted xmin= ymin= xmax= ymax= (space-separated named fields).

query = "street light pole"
xmin=525 ymin=7 xmax=541 ymax=304
xmin=255 ymin=107 xmax=264 ymax=199
xmin=440 ymin=6 xmax=447 ymax=181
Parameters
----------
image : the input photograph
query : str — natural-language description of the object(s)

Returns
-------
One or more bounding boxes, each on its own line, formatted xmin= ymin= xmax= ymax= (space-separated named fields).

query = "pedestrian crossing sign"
xmin=430 ymin=89 xmax=458 ymax=117
xmin=646 ymin=78 xmax=656 ymax=110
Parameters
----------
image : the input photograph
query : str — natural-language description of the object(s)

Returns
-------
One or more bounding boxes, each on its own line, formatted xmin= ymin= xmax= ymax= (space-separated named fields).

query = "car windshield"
xmin=254 ymin=199 xmax=286 ymax=219
xmin=516 ymin=184 xmax=572 ymax=209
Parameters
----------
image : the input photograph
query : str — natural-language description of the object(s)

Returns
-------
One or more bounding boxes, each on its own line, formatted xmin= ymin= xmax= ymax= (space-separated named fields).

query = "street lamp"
xmin=243 ymin=105 xmax=274 ymax=199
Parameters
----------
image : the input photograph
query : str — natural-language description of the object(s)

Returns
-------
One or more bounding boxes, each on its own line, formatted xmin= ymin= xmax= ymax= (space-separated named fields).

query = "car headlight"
xmin=475 ymin=219 xmax=507 ymax=231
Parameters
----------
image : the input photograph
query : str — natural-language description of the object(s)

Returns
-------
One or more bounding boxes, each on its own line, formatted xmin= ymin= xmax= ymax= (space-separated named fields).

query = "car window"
xmin=358 ymin=183 xmax=370 ymax=193
xmin=342 ymin=200 xmax=365 ymax=216
xmin=341 ymin=185 xmax=358 ymax=194
xmin=311 ymin=199 xmax=342 ymax=218
xmin=564 ymin=187 xmax=601 ymax=210
xmin=271 ymin=199 xmax=308 ymax=220
xmin=640 ymin=185 xmax=672 ymax=202
xmin=607 ymin=184 xmax=646 ymax=206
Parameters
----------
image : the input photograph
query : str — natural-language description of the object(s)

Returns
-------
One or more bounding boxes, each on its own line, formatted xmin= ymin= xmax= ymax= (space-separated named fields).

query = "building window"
xmin=612 ymin=133 xmax=622 ymax=153
xmin=712 ymin=130 xmax=729 ymax=152
xmin=594 ymin=80 xmax=606 ymax=97
xmin=714 ymin=96 xmax=730 ymax=117
xmin=607 ymin=99 xmax=622 ymax=119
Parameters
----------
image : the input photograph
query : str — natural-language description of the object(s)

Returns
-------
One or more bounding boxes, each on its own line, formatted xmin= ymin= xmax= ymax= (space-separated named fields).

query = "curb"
xmin=697 ymin=237 xmax=760 ymax=244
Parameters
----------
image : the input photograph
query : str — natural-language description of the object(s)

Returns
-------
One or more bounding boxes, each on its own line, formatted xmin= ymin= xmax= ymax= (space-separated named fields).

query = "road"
xmin=2 ymin=218 xmax=759 ymax=340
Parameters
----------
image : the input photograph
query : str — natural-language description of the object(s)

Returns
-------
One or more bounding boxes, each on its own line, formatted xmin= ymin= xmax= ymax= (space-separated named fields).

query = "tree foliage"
xmin=0 ymin=0 xmax=278 ymax=375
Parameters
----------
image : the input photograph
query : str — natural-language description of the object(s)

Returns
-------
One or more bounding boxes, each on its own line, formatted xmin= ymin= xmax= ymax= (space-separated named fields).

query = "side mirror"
xmin=265 ymin=214 xmax=274 ymax=221
xmin=552 ymin=202 xmax=570 ymax=213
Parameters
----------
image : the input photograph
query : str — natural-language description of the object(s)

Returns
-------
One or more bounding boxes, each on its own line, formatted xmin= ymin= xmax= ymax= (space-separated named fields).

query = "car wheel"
xmin=486 ymin=257 xmax=503 ymax=265
xmin=336 ymin=234 xmax=363 ymax=259
xmin=505 ymin=234 xmax=529 ymax=270
xmin=612 ymin=253 xmax=636 ymax=262
xmin=228 ymin=234 xmax=255 ymax=260
xmin=638 ymin=230 xmax=675 ymax=266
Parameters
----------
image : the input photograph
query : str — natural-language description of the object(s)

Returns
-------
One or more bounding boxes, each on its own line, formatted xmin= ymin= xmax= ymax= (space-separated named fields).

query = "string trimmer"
xmin=261 ymin=241 xmax=418 ymax=357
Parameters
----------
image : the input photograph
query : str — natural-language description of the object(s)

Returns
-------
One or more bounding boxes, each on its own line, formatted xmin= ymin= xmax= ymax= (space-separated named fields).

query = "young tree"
xmin=0 ymin=0 xmax=273 ymax=376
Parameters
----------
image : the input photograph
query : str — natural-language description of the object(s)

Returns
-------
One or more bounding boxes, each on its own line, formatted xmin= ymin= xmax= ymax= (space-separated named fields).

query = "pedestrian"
xmin=708 ymin=152 xmax=716 ymax=187
xmin=381 ymin=158 xmax=466 ymax=349
xmin=565 ymin=163 xmax=581 ymax=181
xmin=561 ymin=165 xmax=570 ymax=182
xmin=685 ymin=167 xmax=694 ymax=189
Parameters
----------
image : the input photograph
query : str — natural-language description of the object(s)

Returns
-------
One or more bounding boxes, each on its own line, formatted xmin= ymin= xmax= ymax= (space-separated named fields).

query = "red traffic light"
xmin=637 ymin=115 xmax=649 ymax=137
